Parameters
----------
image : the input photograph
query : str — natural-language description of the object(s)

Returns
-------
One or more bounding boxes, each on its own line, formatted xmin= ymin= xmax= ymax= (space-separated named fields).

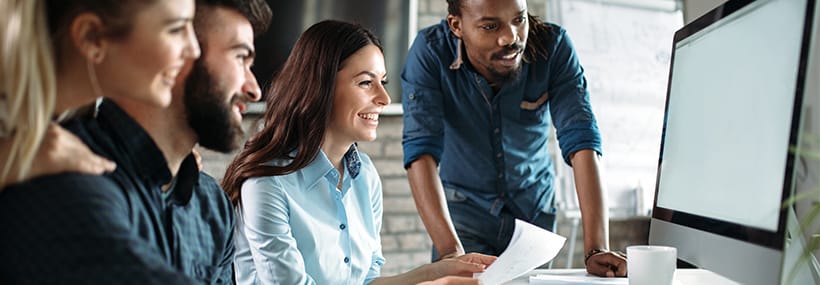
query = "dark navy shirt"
xmin=0 ymin=100 xmax=235 ymax=284
xmin=401 ymin=20 xmax=602 ymax=220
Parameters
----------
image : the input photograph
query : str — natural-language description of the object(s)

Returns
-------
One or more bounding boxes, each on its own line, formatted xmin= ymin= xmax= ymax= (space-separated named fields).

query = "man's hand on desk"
xmin=418 ymin=276 xmax=483 ymax=285
xmin=586 ymin=251 xmax=627 ymax=277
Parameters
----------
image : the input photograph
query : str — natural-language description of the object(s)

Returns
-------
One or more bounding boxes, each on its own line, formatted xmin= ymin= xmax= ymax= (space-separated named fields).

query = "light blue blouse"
xmin=233 ymin=145 xmax=385 ymax=285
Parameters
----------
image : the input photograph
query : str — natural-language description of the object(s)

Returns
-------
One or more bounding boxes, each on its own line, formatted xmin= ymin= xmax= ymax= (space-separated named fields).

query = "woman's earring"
xmin=90 ymin=51 xmax=104 ymax=64
xmin=86 ymin=55 xmax=105 ymax=98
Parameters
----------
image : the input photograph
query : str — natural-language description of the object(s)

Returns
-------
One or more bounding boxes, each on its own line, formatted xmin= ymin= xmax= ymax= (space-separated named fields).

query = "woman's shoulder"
xmin=241 ymin=159 xmax=307 ymax=191
xmin=243 ymin=171 xmax=287 ymax=189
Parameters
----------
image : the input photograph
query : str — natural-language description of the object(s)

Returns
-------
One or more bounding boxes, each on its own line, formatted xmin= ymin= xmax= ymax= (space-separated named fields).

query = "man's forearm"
xmin=570 ymin=149 xmax=610 ymax=252
xmin=407 ymin=154 xmax=464 ymax=259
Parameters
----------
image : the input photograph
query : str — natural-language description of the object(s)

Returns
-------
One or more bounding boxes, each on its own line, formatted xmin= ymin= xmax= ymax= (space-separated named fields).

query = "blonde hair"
xmin=0 ymin=0 xmax=57 ymax=182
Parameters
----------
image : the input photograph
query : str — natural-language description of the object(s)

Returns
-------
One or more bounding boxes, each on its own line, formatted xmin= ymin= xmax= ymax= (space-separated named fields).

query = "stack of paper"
xmin=529 ymin=274 xmax=628 ymax=284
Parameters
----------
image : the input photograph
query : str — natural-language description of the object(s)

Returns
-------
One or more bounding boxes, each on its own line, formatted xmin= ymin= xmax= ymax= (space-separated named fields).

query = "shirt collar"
xmin=167 ymin=154 xmax=200 ymax=205
xmin=302 ymin=144 xmax=362 ymax=189
xmin=96 ymin=99 xmax=173 ymax=187
xmin=344 ymin=143 xmax=362 ymax=179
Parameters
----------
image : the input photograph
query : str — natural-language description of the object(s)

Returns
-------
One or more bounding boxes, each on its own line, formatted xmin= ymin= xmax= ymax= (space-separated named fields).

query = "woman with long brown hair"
xmin=224 ymin=20 xmax=494 ymax=285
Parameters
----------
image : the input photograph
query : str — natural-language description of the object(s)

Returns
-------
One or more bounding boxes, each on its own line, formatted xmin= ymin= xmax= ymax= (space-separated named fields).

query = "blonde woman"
xmin=0 ymin=0 xmax=199 ymax=190
xmin=0 ymin=0 xmax=202 ymax=282
xmin=0 ymin=0 xmax=117 ymax=189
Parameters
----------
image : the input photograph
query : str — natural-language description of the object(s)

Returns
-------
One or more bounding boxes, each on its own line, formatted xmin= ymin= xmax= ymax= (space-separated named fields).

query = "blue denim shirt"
xmin=0 ymin=100 xmax=235 ymax=284
xmin=234 ymin=145 xmax=384 ymax=285
xmin=401 ymin=20 xmax=602 ymax=220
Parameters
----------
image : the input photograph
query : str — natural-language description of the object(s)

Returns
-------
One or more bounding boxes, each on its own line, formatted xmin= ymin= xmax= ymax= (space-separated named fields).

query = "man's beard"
xmin=487 ymin=43 xmax=524 ymax=84
xmin=487 ymin=65 xmax=522 ymax=84
xmin=184 ymin=60 xmax=244 ymax=153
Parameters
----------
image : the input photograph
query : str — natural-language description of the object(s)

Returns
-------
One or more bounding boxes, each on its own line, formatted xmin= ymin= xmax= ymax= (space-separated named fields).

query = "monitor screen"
xmin=649 ymin=0 xmax=816 ymax=284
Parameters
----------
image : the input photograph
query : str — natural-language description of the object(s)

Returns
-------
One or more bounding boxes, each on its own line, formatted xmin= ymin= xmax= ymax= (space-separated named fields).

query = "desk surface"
xmin=503 ymin=268 xmax=741 ymax=284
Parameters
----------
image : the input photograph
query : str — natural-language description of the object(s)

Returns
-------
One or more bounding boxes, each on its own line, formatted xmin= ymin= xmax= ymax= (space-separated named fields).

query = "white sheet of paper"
xmin=474 ymin=219 xmax=566 ymax=284
xmin=529 ymin=274 xmax=628 ymax=285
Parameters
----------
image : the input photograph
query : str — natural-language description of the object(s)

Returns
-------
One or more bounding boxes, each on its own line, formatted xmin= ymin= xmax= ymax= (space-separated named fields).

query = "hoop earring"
xmin=449 ymin=38 xmax=463 ymax=70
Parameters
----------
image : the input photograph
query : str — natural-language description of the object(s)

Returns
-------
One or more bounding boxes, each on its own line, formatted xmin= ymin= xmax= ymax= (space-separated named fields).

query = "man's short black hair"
xmin=446 ymin=0 xmax=462 ymax=16
xmin=196 ymin=0 xmax=272 ymax=37
xmin=445 ymin=0 xmax=551 ymax=62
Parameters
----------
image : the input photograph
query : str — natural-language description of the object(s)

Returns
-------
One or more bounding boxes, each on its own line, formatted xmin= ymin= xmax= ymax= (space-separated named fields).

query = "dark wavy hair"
xmin=446 ymin=0 xmax=551 ymax=61
xmin=221 ymin=20 xmax=382 ymax=206
xmin=194 ymin=0 xmax=272 ymax=41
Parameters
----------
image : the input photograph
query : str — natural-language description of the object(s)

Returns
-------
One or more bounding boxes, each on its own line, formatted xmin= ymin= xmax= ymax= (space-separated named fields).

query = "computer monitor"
xmin=648 ymin=0 xmax=818 ymax=284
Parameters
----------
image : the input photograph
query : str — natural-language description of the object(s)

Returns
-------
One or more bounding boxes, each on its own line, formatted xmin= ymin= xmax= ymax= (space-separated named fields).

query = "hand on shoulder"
xmin=1 ymin=123 xmax=116 ymax=189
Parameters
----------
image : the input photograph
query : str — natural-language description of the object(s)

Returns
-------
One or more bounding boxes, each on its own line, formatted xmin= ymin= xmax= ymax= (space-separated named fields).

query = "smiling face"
xmin=326 ymin=44 xmax=391 ymax=146
xmin=97 ymin=0 xmax=200 ymax=107
xmin=183 ymin=7 xmax=261 ymax=152
xmin=448 ymin=0 xmax=529 ymax=85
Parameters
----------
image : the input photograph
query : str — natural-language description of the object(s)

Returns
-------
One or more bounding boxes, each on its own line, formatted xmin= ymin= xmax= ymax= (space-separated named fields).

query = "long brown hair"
xmin=221 ymin=20 xmax=382 ymax=206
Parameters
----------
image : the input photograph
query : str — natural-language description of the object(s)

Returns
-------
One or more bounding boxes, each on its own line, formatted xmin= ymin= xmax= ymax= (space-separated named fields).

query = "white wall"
xmin=547 ymin=0 xmax=683 ymax=216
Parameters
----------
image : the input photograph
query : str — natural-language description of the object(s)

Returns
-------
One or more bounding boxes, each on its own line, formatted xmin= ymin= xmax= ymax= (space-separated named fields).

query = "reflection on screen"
xmin=656 ymin=0 xmax=805 ymax=232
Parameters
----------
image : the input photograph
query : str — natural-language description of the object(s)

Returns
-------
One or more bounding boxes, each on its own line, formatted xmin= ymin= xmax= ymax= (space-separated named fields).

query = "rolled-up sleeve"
xmin=546 ymin=28 xmax=603 ymax=165
xmin=239 ymin=177 xmax=316 ymax=285
xmin=401 ymin=32 xmax=446 ymax=168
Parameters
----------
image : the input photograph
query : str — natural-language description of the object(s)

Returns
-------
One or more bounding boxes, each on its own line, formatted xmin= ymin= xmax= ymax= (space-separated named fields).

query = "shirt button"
xmin=496 ymin=153 xmax=502 ymax=158
xmin=494 ymin=128 xmax=500 ymax=134
xmin=498 ymin=173 xmax=503 ymax=179
xmin=344 ymin=257 xmax=350 ymax=263
xmin=409 ymin=93 xmax=416 ymax=100
xmin=340 ymin=224 xmax=346 ymax=230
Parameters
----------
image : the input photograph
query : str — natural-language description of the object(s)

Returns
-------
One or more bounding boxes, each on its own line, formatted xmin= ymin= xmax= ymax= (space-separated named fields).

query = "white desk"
xmin=503 ymin=269 xmax=741 ymax=284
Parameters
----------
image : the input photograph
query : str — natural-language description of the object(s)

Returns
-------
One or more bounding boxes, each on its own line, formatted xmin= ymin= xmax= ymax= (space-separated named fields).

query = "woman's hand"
xmin=427 ymin=252 xmax=497 ymax=279
xmin=417 ymin=276 xmax=483 ymax=285
xmin=30 ymin=123 xmax=116 ymax=177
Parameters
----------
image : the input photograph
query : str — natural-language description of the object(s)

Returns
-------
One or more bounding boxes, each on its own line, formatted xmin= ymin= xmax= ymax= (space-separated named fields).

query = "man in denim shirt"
xmin=0 ymin=0 xmax=270 ymax=284
xmin=402 ymin=0 xmax=626 ymax=277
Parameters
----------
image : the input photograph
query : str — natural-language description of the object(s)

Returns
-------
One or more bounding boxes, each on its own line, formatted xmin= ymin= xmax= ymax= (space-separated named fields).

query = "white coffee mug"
xmin=627 ymin=245 xmax=677 ymax=285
